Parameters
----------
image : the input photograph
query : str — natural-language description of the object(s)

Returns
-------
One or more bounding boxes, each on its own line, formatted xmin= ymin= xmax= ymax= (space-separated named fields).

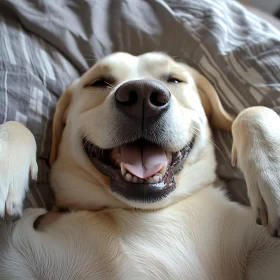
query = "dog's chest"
xmin=112 ymin=196 xmax=247 ymax=280
xmin=119 ymin=216 xmax=207 ymax=279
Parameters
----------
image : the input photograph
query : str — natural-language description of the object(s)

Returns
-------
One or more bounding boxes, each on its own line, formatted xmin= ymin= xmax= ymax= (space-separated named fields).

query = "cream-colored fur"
xmin=0 ymin=121 xmax=37 ymax=220
xmin=0 ymin=53 xmax=280 ymax=280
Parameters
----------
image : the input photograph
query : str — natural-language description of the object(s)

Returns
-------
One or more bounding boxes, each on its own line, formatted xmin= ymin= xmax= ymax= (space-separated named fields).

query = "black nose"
xmin=115 ymin=79 xmax=171 ymax=119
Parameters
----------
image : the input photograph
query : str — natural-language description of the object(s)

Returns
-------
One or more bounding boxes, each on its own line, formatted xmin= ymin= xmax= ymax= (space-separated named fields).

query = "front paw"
xmin=0 ymin=121 xmax=38 ymax=222
xmin=231 ymin=107 xmax=280 ymax=237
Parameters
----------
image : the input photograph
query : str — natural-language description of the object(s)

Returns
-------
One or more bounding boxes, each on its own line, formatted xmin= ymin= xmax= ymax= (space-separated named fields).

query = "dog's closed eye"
xmin=89 ymin=76 xmax=116 ymax=88
xmin=164 ymin=74 xmax=186 ymax=84
xmin=167 ymin=77 xmax=182 ymax=84
xmin=90 ymin=79 xmax=112 ymax=87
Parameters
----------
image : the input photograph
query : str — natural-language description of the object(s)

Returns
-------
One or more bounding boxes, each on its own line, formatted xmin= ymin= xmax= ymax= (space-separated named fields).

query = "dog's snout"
xmin=115 ymin=79 xmax=170 ymax=119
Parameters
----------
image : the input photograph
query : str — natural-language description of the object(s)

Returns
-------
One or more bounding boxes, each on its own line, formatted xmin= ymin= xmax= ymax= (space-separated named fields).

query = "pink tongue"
xmin=120 ymin=143 xmax=167 ymax=179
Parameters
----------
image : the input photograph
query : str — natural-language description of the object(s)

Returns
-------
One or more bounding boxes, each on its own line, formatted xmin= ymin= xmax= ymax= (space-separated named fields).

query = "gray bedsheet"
xmin=0 ymin=0 xmax=280 ymax=208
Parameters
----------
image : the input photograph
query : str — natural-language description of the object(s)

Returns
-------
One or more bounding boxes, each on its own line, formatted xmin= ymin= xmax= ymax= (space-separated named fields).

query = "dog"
xmin=0 ymin=52 xmax=280 ymax=280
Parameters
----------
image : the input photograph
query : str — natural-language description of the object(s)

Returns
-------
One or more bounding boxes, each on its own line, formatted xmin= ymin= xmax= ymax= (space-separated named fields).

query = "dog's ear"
xmin=49 ymin=88 xmax=72 ymax=165
xmin=187 ymin=66 xmax=233 ymax=132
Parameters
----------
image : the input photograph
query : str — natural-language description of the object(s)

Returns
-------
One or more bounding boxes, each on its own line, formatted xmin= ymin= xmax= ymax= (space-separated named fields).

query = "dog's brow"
xmin=84 ymin=63 xmax=114 ymax=83
xmin=92 ymin=63 xmax=112 ymax=74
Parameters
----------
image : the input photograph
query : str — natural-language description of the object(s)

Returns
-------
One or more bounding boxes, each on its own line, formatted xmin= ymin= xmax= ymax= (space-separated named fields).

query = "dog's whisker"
xmin=209 ymin=137 xmax=227 ymax=160
xmin=103 ymin=81 xmax=114 ymax=89
xmin=189 ymin=126 xmax=226 ymax=159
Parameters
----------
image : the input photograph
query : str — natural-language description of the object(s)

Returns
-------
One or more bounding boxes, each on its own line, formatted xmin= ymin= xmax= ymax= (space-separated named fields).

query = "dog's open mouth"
xmin=82 ymin=137 xmax=195 ymax=203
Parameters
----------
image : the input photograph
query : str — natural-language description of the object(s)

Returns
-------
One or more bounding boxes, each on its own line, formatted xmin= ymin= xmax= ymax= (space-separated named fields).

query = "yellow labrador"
xmin=0 ymin=52 xmax=280 ymax=280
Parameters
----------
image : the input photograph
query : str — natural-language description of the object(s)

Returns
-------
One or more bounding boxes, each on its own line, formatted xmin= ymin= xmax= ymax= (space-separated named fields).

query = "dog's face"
xmin=50 ymin=52 xmax=232 ymax=210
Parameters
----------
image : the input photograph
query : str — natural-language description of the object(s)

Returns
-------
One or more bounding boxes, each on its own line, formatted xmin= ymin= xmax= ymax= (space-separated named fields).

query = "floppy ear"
xmin=49 ymin=88 xmax=72 ymax=165
xmin=188 ymin=67 xmax=234 ymax=132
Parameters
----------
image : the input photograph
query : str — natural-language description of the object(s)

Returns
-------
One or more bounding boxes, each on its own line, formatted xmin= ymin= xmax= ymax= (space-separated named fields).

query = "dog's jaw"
xmin=81 ymin=136 xmax=195 ymax=206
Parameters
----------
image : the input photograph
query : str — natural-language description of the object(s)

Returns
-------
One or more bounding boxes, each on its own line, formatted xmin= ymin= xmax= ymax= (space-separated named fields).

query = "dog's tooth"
xmin=165 ymin=152 xmax=172 ymax=164
xmin=147 ymin=177 xmax=154 ymax=184
xmin=125 ymin=173 xmax=132 ymax=182
xmin=153 ymin=175 xmax=160 ymax=183
xmin=138 ymin=179 xmax=144 ymax=183
xmin=121 ymin=163 xmax=126 ymax=175
xmin=159 ymin=162 xmax=167 ymax=176
xmin=132 ymin=176 xmax=138 ymax=183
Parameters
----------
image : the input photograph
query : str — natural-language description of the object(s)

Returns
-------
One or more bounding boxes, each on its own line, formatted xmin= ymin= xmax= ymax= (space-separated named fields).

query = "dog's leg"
xmin=232 ymin=106 xmax=280 ymax=236
xmin=0 ymin=121 xmax=38 ymax=221
xmin=232 ymin=107 xmax=280 ymax=279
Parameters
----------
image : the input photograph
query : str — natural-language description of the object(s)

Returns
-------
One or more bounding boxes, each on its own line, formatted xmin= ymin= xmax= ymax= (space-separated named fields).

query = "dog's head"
xmin=50 ymin=52 xmax=232 ymax=210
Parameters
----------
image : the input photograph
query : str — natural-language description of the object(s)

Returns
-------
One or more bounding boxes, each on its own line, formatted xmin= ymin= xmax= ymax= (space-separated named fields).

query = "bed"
xmin=0 ymin=0 xmax=280 ymax=210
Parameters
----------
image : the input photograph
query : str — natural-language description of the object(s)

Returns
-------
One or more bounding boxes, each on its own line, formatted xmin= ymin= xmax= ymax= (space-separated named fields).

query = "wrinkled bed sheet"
xmin=0 ymin=0 xmax=280 ymax=208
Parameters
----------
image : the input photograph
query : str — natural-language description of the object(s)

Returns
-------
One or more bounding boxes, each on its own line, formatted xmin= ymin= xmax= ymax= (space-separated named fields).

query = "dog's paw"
xmin=232 ymin=107 xmax=280 ymax=237
xmin=0 ymin=121 xmax=37 ymax=222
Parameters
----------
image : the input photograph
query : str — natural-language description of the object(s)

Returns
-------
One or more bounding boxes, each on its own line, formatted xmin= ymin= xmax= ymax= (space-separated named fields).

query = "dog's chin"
xmin=82 ymin=136 xmax=195 ymax=207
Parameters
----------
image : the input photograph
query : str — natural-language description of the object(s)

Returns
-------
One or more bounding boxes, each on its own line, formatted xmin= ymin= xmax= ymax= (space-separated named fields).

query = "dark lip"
xmin=82 ymin=137 xmax=195 ymax=203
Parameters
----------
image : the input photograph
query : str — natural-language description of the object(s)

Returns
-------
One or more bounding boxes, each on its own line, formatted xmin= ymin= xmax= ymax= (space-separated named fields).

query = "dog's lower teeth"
xmin=147 ymin=174 xmax=162 ymax=184
xmin=147 ymin=177 xmax=154 ymax=183
xmin=166 ymin=152 xmax=172 ymax=164
xmin=153 ymin=175 xmax=160 ymax=183
xmin=125 ymin=173 xmax=132 ymax=182
xmin=159 ymin=162 xmax=167 ymax=176
xmin=121 ymin=169 xmax=163 ymax=184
